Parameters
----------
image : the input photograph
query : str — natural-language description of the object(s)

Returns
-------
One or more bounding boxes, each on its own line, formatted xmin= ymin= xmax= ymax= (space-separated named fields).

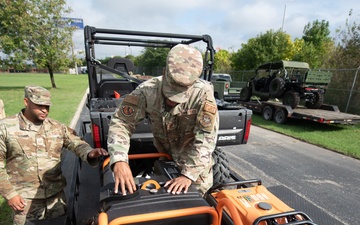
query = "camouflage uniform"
xmin=108 ymin=44 xmax=219 ymax=194
xmin=0 ymin=86 xmax=96 ymax=225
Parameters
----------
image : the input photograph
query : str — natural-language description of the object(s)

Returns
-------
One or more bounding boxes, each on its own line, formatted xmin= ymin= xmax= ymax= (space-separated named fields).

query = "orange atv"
xmin=96 ymin=151 xmax=316 ymax=225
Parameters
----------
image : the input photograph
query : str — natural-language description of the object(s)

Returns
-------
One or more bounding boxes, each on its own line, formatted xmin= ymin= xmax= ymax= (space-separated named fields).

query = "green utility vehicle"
xmin=211 ymin=73 xmax=246 ymax=102
xmin=240 ymin=60 xmax=333 ymax=109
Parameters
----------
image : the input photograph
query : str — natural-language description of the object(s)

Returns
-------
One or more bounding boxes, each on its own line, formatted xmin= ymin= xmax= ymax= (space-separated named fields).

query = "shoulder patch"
xmin=121 ymin=105 xmax=135 ymax=117
xmin=123 ymin=95 xmax=139 ymax=105
xmin=199 ymin=113 xmax=213 ymax=128
xmin=203 ymin=102 xmax=216 ymax=114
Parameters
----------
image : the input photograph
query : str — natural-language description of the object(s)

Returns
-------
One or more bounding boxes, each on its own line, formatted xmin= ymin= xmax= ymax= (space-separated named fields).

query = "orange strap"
xmin=102 ymin=153 xmax=172 ymax=170
xmin=98 ymin=212 xmax=108 ymax=225
xmin=106 ymin=206 xmax=219 ymax=225
xmin=140 ymin=179 xmax=161 ymax=190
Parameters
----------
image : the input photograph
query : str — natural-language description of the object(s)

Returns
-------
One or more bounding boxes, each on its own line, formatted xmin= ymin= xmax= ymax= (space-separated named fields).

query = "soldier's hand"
xmin=164 ymin=175 xmax=192 ymax=194
xmin=8 ymin=195 xmax=26 ymax=211
xmin=113 ymin=161 xmax=136 ymax=195
xmin=88 ymin=148 xmax=108 ymax=158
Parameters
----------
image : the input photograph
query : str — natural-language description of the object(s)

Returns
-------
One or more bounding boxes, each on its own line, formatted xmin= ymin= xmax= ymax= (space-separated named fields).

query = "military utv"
xmin=240 ymin=60 xmax=333 ymax=109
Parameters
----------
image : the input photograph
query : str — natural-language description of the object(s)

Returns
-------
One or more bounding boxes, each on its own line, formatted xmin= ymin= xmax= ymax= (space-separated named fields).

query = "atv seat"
xmin=98 ymin=80 xmax=138 ymax=98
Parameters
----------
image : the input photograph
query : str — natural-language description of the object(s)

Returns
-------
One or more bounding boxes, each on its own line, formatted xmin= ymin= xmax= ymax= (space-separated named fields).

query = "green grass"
xmin=251 ymin=114 xmax=360 ymax=159
xmin=0 ymin=73 xmax=88 ymax=125
xmin=0 ymin=73 xmax=88 ymax=225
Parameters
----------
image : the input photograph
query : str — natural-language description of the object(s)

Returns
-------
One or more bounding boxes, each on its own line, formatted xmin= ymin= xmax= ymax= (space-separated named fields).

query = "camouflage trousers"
xmin=12 ymin=191 xmax=67 ymax=225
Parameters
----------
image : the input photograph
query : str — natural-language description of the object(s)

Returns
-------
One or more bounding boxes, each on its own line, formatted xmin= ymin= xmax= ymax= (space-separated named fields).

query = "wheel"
xmin=262 ymin=105 xmax=274 ymax=121
xmin=305 ymin=92 xmax=324 ymax=109
xmin=212 ymin=147 xmax=231 ymax=185
xmin=273 ymin=108 xmax=287 ymax=124
xmin=240 ymin=86 xmax=252 ymax=102
xmin=269 ymin=77 xmax=285 ymax=97
xmin=282 ymin=91 xmax=300 ymax=109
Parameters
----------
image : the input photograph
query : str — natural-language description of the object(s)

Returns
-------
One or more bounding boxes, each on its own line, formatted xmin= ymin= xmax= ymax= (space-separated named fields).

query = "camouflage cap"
xmin=24 ymin=85 xmax=52 ymax=106
xmin=162 ymin=44 xmax=203 ymax=103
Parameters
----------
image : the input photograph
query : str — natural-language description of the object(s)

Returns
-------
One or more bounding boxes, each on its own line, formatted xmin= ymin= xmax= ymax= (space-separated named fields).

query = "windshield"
xmin=211 ymin=74 xmax=232 ymax=82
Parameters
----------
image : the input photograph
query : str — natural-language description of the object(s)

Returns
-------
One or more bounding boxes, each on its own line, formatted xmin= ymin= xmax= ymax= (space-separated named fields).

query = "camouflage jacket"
xmin=0 ymin=110 xmax=94 ymax=200
xmin=108 ymin=76 xmax=219 ymax=192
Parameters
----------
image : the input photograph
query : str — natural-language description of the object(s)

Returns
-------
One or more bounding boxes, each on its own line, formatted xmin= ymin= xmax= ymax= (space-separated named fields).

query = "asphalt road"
xmin=226 ymin=125 xmax=360 ymax=225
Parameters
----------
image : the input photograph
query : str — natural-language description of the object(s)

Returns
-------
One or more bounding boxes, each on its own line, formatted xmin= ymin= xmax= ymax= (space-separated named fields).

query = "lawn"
xmin=0 ymin=73 xmax=88 ymax=125
xmin=251 ymin=114 xmax=360 ymax=159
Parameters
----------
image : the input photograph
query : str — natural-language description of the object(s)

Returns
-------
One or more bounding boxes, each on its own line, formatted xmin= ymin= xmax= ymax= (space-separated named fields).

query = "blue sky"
xmin=66 ymin=0 xmax=360 ymax=58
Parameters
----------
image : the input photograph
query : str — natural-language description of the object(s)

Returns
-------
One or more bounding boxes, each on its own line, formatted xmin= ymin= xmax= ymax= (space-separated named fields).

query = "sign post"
xmin=61 ymin=17 xmax=84 ymax=74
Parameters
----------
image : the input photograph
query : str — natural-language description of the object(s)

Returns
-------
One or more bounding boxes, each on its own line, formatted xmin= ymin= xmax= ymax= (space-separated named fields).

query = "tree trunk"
xmin=48 ymin=67 xmax=57 ymax=88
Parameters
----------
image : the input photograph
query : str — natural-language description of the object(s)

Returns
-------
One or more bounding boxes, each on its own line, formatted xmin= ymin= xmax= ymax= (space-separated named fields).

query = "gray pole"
xmin=345 ymin=65 xmax=360 ymax=113
xmin=281 ymin=4 xmax=287 ymax=32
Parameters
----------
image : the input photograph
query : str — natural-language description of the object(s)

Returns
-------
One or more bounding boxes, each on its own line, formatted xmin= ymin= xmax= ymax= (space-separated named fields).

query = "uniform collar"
xmin=18 ymin=109 xmax=50 ymax=131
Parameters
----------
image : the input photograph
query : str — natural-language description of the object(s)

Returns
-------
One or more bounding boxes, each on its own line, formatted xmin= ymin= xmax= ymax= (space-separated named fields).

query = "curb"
xmin=70 ymin=87 xmax=89 ymax=129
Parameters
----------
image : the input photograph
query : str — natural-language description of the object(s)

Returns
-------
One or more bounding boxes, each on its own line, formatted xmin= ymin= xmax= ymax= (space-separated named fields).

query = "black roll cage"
xmin=84 ymin=26 xmax=215 ymax=99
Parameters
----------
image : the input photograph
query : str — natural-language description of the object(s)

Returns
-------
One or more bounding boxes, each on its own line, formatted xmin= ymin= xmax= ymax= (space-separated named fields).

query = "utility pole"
xmin=71 ymin=40 xmax=78 ymax=75
xmin=281 ymin=0 xmax=294 ymax=32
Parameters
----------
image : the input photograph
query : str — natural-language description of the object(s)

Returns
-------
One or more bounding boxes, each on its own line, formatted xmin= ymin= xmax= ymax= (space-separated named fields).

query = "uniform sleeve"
xmin=62 ymin=125 xmax=95 ymax=166
xmin=107 ymin=92 xmax=146 ymax=169
xmin=0 ymin=122 xmax=19 ymax=200
xmin=180 ymin=85 xmax=219 ymax=181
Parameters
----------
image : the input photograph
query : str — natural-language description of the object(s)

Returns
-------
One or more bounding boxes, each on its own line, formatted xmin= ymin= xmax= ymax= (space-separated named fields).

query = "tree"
xmin=214 ymin=49 xmax=232 ymax=72
xmin=330 ymin=10 xmax=360 ymax=68
xmin=231 ymin=29 xmax=293 ymax=70
xmin=0 ymin=0 xmax=37 ymax=68
xmin=136 ymin=47 xmax=169 ymax=75
xmin=0 ymin=0 xmax=75 ymax=88
xmin=293 ymin=20 xmax=334 ymax=68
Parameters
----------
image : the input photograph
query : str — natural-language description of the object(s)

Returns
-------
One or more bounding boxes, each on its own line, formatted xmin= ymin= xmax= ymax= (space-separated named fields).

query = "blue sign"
xmin=61 ymin=17 xmax=84 ymax=29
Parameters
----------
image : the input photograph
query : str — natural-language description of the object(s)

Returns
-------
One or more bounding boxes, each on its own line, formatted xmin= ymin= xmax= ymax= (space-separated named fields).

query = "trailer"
xmin=241 ymin=100 xmax=360 ymax=124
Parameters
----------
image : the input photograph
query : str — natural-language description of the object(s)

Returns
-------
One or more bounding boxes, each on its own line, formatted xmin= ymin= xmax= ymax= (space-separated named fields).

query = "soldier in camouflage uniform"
xmin=0 ymin=86 xmax=108 ymax=225
xmin=107 ymin=44 xmax=219 ymax=196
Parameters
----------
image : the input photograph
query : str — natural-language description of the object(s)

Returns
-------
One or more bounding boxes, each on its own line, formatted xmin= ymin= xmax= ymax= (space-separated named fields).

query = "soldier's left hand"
xmin=88 ymin=148 xmax=108 ymax=158
xmin=164 ymin=175 xmax=192 ymax=194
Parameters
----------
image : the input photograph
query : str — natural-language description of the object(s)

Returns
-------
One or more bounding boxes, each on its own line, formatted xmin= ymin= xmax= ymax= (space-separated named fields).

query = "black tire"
xmin=240 ymin=86 xmax=252 ymax=102
xmin=212 ymin=147 xmax=231 ymax=185
xmin=262 ymin=105 xmax=274 ymax=121
xmin=269 ymin=77 xmax=285 ymax=97
xmin=282 ymin=91 xmax=300 ymax=109
xmin=305 ymin=92 xmax=324 ymax=109
xmin=273 ymin=108 xmax=288 ymax=124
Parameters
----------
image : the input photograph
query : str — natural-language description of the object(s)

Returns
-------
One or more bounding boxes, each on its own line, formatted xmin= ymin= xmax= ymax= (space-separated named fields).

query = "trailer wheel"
xmin=282 ymin=91 xmax=300 ymax=109
xmin=212 ymin=147 xmax=231 ymax=185
xmin=269 ymin=77 xmax=285 ymax=97
xmin=240 ymin=86 xmax=252 ymax=102
xmin=262 ymin=106 xmax=274 ymax=121
xmin=305 ymin=92 xmax=324 ymax=109
xmin=273 ymin=108 xmax=287 ymax=124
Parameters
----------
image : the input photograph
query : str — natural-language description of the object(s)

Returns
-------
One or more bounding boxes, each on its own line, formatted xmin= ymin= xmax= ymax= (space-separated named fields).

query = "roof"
xmin=256 ymin=60 xmax=310 ymax=71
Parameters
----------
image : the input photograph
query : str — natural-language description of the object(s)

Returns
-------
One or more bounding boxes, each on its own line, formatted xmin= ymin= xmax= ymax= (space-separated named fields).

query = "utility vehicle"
xmin=211 ymin=74 xmax=245 ymax=102
xmin=240 ymin=61 xmax=333 ymax=109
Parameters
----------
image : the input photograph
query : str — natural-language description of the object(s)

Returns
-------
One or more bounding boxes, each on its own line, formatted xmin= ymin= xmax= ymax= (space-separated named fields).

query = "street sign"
xmin=61 ymin=17 xmax=84 ymax=29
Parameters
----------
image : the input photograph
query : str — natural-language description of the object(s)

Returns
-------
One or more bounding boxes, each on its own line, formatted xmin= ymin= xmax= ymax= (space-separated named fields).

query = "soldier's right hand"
xmin=8 ymin=194 xmax=26 ymax=211
xmin=113 ymin=161 xmax=136 ymax=195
